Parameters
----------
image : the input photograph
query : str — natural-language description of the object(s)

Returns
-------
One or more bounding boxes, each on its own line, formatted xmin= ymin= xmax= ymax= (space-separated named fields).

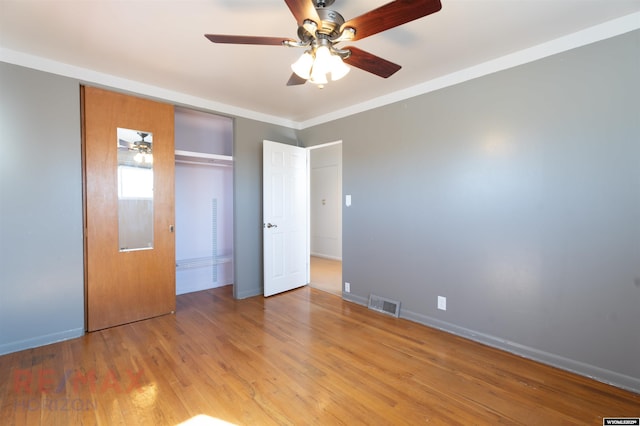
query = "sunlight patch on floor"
xmin=177 ymin=414 xmax=237 ymax=426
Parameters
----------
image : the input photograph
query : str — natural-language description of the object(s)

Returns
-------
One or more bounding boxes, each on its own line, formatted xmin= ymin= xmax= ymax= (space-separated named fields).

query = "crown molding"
xmin=2 ymin=12 xmax=638 ymax=131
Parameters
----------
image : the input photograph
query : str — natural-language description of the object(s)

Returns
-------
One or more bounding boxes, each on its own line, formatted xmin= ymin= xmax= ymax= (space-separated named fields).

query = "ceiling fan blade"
xmin=205 ymin=34 xmax=294 ymax=46
xmin=286 ymin=73 xmax=308 ymax=86
xmin=341 ymin=0 xmax=442 ymax=41
xmin=343 ymin=47 xmax=401 ymax=78
xmin=284 ymin=0 xmax=321 ymax=26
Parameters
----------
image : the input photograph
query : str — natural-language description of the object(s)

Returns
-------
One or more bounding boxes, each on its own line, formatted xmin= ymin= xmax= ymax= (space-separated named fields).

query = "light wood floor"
xmin=1 ymin=285 xmax=638 ymax=425
xmin=309 ymin=256 xmax=342 ymax=296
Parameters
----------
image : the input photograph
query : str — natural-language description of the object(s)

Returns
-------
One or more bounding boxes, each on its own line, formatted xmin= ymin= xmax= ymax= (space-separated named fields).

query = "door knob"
xmin=264 ymin=223 xmax=278 ymax=228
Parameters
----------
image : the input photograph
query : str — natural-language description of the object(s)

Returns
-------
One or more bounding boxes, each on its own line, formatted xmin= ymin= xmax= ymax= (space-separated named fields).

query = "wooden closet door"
xmin=83 ymin=86 xmax=175 ymax=331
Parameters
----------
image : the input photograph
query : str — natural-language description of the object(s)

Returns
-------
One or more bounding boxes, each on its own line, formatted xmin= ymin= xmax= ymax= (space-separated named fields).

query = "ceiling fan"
xmin=118 ymin=132 xmax=154 ymax=164
xmin=205 ymin=0 xmax=442 ymax=87
xmin=118 ymin=132 xmax=152 ymax=153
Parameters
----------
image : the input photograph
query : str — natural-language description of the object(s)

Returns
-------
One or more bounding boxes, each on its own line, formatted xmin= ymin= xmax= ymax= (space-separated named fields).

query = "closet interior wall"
xmin=174 ymin=107 xmax=234 ymax=295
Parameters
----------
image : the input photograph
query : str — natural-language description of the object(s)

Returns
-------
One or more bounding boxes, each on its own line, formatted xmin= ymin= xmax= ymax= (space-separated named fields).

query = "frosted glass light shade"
xmin=291 ymin=51 xmax=314 ymax=79
xmin=309 ymin=64 xmax=328 ymax=85
xmin=291 ymin=45 xmax=351 ymax=86
xmin=313 ymin=46 xmax=332 ymax=75
xmin=329 ymin=55 xmax=350 ymax=81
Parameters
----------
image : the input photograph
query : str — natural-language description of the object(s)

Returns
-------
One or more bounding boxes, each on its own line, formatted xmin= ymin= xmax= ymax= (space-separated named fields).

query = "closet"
xmin=174 ymin=107 xmax=233 ymax=295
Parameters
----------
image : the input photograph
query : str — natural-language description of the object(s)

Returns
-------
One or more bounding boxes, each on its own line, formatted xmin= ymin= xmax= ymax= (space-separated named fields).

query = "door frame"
xmin=306 ymin=140 xmax=343 ymax=288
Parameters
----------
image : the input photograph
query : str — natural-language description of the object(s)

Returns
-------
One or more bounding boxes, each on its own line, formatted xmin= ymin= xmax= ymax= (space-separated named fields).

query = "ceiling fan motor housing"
xmin=298 ymin=4 xmax=346 ymax=42
xmin=315 ymin=7 xmax=346 ymax=39
xmin=315 ymin=0 xmax=336 ymax=7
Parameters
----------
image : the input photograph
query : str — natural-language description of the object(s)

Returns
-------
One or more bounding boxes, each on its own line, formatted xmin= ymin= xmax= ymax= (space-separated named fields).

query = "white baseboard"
xmin=0 ymin=328 xmax=84 ymax=356
xmin=176 ymin=279 xmax=232 ymax=295
xmin=310 ymin=253 xmax=342 ymax=261
xmin=341 ymin=293 xmax=640 ymax=393
xmin=400 ymin=308 xmax=640 ymax=394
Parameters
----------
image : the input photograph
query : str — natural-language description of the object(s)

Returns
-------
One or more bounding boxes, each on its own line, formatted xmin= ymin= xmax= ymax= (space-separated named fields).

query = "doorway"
xmin=308 ymin=141 xmax=342 ymax=296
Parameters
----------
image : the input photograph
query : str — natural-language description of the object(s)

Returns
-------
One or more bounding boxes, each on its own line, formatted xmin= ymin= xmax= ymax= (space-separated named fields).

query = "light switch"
xmin=345 ymin=195 xmax=352 ymax=207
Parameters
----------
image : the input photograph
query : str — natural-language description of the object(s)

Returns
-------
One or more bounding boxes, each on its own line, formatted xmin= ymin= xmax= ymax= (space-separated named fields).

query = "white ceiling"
xmin=1 ymin=1 xmax=639 ymax=128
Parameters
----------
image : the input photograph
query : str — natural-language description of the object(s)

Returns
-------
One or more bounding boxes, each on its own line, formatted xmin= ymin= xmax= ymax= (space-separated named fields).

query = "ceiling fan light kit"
xmin=118 ymin=131 xmax=154 ymax=164
xmin=205 ymin=0 xmax=442 ymax=87
xmin=291 ymin=37 xmax=351 ymax=88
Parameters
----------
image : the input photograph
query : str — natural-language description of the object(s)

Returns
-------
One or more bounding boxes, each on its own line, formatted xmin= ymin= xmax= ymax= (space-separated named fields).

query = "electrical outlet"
xmin=344 ymin=282 xmax=351 ymax=293
xmin=437 ymin=296 xmax=447 ymax=311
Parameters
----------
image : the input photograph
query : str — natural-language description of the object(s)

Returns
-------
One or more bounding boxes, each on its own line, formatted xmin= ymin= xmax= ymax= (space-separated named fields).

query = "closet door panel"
xmin=83 ymin=86 xmax=175 ymax=331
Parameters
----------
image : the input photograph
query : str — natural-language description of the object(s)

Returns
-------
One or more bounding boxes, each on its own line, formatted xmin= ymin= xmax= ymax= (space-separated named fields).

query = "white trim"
xmin=299 ymin=12 xmax=640 ymax=129
xmin=339 ymin=291 xmax=640 ymax=393
xmin=307 ymin=140 xmax=343 ymax=267
xmin=174 ymin=150 xmax=233 ymax=167
xmin=175 ymin=159 xmax=233 ymax=168
xmin=1 ymin=12 xmax=638 ymax=130
xmin=174 ymin=150 xmax=233 ymax=161
xmin=306 ymin=140 xmax=343 ymax=150
xmin=0 ymin=48 xmax=296 ymax=129
xmin=0 ymin=328 xmax=84 ymax=356
xmin=310 ymin=253 xmax=342 ymax=261
xmin=400 ymin=308 xmax=640 ymax=394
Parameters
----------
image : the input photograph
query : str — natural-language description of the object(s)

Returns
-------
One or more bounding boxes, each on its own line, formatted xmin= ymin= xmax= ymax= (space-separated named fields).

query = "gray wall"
xmin=0 ymin=62 xmax=85 ymax=354
xmin=0 ymin=62 xmax=298 ymax=353
xmin=233 ymin=118 xmax=298 ymax=299
xmin=1 ymin=30 xmax=638 ymax=393
xmin=299 ymin=30 xmax=640 ymax=392
xmin=174 ymin=107 xmax=233 ymax=156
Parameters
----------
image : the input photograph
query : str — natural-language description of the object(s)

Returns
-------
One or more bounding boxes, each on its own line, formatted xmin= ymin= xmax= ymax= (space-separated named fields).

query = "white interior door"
xmin=263 ymin=140 xmax=309 ymax=297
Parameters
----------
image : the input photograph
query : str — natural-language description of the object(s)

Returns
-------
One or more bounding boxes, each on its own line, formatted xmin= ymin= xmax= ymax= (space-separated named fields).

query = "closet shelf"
xmin=176 ymin=255 xmax=233 ymax=271
xmin=175 ymin=150 xmax=233 ymax=167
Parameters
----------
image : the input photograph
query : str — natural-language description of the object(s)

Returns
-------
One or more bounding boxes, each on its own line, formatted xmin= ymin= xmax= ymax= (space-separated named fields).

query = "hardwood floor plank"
xmin=1 ymin=285 xmax=638 ymax=425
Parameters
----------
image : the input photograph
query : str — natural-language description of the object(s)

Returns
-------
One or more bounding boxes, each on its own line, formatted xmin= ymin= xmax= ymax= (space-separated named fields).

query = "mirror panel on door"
xmin=117 ymin=127 xmax=154 ymax=251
